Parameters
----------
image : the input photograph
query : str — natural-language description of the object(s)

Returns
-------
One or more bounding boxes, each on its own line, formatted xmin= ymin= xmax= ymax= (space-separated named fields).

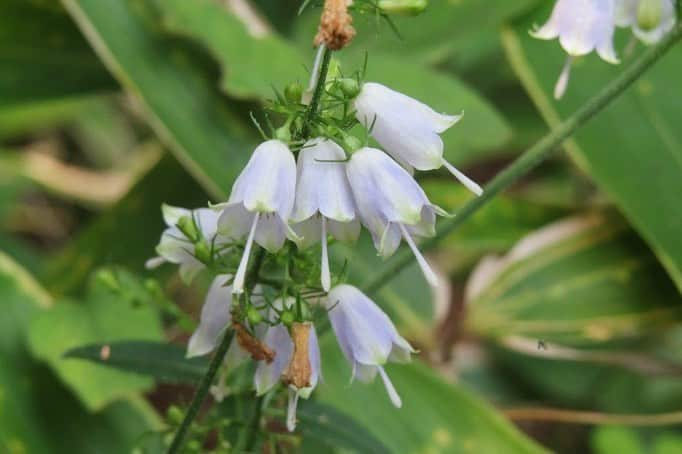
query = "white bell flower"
xmin=354 ymin=82 xmax=482 ymax=196
xmin=616 ymin=0 xmax=676 ymax=44
xmin=291 ymin=138 xmax=360 ymax=291
xmin=532 ymin=0 xmax=619 ymax=99
xmin=216 ymin=140 xmax=297 ymax=294
xmin=346 ymin=147 xmax=446 ymax=287
xmin=325 ymin=284 xmax=415 ymax=408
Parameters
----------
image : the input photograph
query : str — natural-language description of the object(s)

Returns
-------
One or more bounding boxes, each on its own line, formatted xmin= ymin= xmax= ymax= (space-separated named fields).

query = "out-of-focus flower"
xmin=216 ymin=140 xmax=298 ymax=294
xmin=354 ymin=82 xmax=482 ymax=195
xmin=325 ymin=284 xmax=415 ymax=407
xmin=532 ymin=0 xmax=619 ymax=99
xmin=346 ymin=147 xmax=446 ymax=286
xmin=292 ymin=138 xmax=360 ymax=291
xmin=617 ymin=0 xmax=676 ymax=44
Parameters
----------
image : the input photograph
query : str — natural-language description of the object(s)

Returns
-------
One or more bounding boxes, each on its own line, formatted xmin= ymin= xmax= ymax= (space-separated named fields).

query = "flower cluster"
xmin=148 ymin=58 xmax=479 ymax=432
xmin=532 ymin=0 xmax=678 ymax=98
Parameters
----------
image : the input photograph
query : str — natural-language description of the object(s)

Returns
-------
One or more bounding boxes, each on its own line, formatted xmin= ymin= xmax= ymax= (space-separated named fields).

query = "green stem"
xmin=166 ymin=248 xmax=266 ymax=454
xmin=234 ymin=395 xmax=265 ymax=452
xmin=302 ymin=46 xmax=333 ymax=136
xmin=362 ymin=22 xmax=682 ymax=295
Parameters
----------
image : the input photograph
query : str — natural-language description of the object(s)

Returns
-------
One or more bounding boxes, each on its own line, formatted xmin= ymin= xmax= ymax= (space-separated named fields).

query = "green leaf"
xmin=0 ymin=252 xmax=162 ymax=453
xmin=0 ymin=0 xmax=115 ymax=137
xmin=467 ymin=213 xmax=682 ymax=346
xmin=297 ymin=401 xmax=392 ymax=454
xmin=65 ymin=340 xmax=209 ymax=384
xmin=317 ymin=335 xmax=547 ymax=454
xmin=27 ymin=268 xmax=164 ymax=410
xmin=153 ymin=0 xmax=306 ymax=99
xmin=61 ymin=0 xmax=255 ymax=198
xmin=592 ymin=426 xmax=643 ymax=454
xmin=502 ymin=7 xmax=682 ymax=291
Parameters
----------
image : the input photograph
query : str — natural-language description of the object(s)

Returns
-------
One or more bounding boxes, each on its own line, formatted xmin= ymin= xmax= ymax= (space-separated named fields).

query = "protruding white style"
xmin=531 ymin=0 xmax=619 ymax=99
xmin=354 ymin=82 xmax=482 ymax=195
xmin=325 ymin=284 xmax=416 ymax=408
xmin=145 ymin=204 xmax=223 ymax=284
xmin=346 ymin=147 xmax=446 ymax=287
xmin=291 ymin=138 xmax=360 ymax=291
xmin=254 ymin=299 xmax=322 ymax=432
xmin=616 ymin=0 xmax=676 ymax=44
xmin=216 ymin=140 xmax=298 ymax=294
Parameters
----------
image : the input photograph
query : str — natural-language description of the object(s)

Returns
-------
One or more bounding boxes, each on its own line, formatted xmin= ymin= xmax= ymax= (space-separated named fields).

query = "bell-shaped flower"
xmin=325 ymin=284 xmax=415 ymax=408
xmin=145 ymin=204 xmax=223 ymax=283
xmin=354 ymin=82 xmax=482 ymax=195
xmin=291 ymin=138 xmax=360 ymax=291
xmin=616 ymin=0 xmax=676 ymax=44
xmin=346 ymin=147 xmax=445 ymax=287
xmin=255 ymin=299 xmax=322 ymax=432
xmin=531 ymin=0 xmax=619 ymax=99
xmin=216 ymin=140 xmax=297 ymax=294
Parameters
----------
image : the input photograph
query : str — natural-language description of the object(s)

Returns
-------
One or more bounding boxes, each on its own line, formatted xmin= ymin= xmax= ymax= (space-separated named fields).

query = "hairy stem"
xmin=362 ymin=22 xmax=682 ymax=295
xmin=167 ymin=248 xmax=266 ymax=454
xmin=302 ymin=46 xmax=333 ymax=136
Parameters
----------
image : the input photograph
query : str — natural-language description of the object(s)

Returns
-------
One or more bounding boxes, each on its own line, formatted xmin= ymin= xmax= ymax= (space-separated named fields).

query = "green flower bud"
xmin=167 ymin=405 xmax=184 ymax=425
xmin=280 ymin=310 xmax=295 ymax=326
xmin=637 ymin=0 xmax=663 ymax=31
xmin=247 ymin=306 xmax=263 ymax=325
xmin=176 ymin=215 xmax=200 ymax=242
xmin=274 ymin=125 xmax=292 ymax=142
xmin=94 ymin=269 xmax=119 ymax=292
xmin=341 ymin=134 xmax=363 ymax=153
xmin=193 ymin=239 xmax=211 ymax=264
xmin=339 ymin=78 xmax=361 ymax=98
xmin=284 ymin=82 xmax=303 ymax=103
xmin=379 ymin=0 xmax=427 ymax=16
xmin=186 ymin=440 xmax=201 ymax=453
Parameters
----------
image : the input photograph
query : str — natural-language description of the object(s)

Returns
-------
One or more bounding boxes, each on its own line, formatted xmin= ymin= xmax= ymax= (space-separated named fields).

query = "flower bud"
xmin=285 ymin=82 xmax=303 ymax=103
xmin=94 ymin=269 xmax=119 ymax=292
xmin=280 ymin=310 xmax=295 ymax=326
xmin=341 ymin=134 xmax=363 ymax=153
xmin=247 ymin=305 xmax=263 ymax=325
xmin=637 ymin=0 xmax=664 ymax=31
xmin=167 ymin=405 xmax=184 ymax=425
xmin=378 ymin=0 xmax=427 ymax=16
xmin=193 ymin=239 xmax=211 ymax=264
xmin=274 ymin=125 xmax=292 ymax=142
xmin=338 ymin=78 xmax=360 ymax=98
xmin=176 ymin=215 xmax=200 ymax=243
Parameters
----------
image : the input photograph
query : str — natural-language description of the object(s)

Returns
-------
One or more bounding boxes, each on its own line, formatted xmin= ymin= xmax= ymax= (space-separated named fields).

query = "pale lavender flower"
xmin=291 ymin=138 xmax=360 ymax=291
xmin=255 ymin=299 xmax=322 ymax=432
xmin=616 ymin=0 xmax=676 ymax=44
xmin=354 ymin=82 xmax=482 ymax=195
xmin=325 ymin=284 xmax=415 ymax=408
xmin=531 ymin=0 xmax=619 ymax=99
xmin=216 ymin=140 xmax=297 ymax=294
xmin=346 ymin=147 xmax=446 ymax=287
xmin=145 ymin=204 xmax=223 ymax=284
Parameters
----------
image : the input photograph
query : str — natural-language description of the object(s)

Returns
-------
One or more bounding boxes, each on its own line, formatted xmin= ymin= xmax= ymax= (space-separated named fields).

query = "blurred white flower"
xmin=532 ymin=0 xmax=619 ymax=98
xmin=145 ymin=204 xmax=223 ymax=284
xmin=291 ymin=138 xmax=360 ymax=291
xmin=616 ymin=0 xmax=676 ymax=44
xmin=346 ymin=147 xmax=446 ymax=287
xmin=354 ymin=82 xmax=482 ymax=195
xmin=325 ymin=284 xmax=415 ymax=408
xmin=216 ymin=140 xmax=298 ymax=294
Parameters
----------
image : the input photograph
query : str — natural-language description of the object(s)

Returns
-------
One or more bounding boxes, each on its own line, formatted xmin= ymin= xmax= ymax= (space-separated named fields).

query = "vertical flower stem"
xmin=362 ymin=21 xmax=682 ymax=295
xmin=233 ymin=395 xmax=265 ymax=452
xmin=302 ymin=46 xmax=333 ymax=136
xmin=166 ymin=247 xmax=266 ymax=454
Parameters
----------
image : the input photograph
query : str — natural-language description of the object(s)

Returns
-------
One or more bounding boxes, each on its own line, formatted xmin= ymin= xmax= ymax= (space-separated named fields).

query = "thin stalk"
xmin=362 ymin=22 xmax=682 ymax=295
xmin=234 ymin=395 xmax=265 ymax=452
xmin=166 ymin=248 xmax=266 ymax=454
xmin=302 ymin=46 xmax=333 ymax=136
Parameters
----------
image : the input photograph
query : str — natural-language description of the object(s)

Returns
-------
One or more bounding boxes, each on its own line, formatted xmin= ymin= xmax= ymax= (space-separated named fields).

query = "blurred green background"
xmin=1 ymin=0 xmax=682 ymax=452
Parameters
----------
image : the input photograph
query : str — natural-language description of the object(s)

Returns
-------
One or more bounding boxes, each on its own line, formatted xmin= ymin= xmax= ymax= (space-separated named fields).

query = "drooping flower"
xmin=255 ymin=299 xmax=322 ymax=432
xmin=216 ymin=140 xmax=297 ymax=294
xmin=346 ymin=147 xmax=445 ymax=287
xmin=354 ymin=82 xmax=482 ymax=195
xmin=291 ymin=138 xmax=360 ymax=291
xmin=531 ymin=0 xmax=619 ymax=99
xmin=325 ymin=284 xmax=415 ymax=408
xmin=146 ymin=204 xmax=224 ymax=283
xmin=616 ymin=0 xmax=676 ymax=44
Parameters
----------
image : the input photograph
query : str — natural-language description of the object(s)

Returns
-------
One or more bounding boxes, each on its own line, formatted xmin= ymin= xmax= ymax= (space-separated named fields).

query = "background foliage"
xmin=1 ymin=0 xmax=681 ymax=453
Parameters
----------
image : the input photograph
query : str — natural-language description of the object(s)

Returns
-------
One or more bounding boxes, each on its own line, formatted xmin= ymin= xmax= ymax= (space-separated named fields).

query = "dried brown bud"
xmin=282 ymin=322 xmax=313 ymax=389
xmin=314 ymin=0 xmax=356 ymax=50
xmin=233 ymin=322 xmax=275 ymax=363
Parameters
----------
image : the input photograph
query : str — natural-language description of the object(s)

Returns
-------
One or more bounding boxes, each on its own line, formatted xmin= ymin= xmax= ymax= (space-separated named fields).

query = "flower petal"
xmin=187 ymin=274 xmax=233 ymax=357
xmin=255 ymin=324 xmax=293 ymax=395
